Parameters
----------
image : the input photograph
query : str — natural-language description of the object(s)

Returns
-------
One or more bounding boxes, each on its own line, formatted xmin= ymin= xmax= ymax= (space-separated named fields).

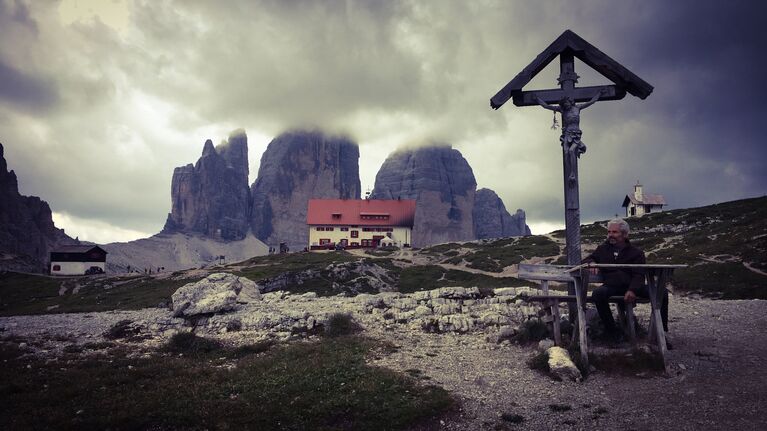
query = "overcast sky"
xmin=1 ymin=0 xmax=765 ymax=243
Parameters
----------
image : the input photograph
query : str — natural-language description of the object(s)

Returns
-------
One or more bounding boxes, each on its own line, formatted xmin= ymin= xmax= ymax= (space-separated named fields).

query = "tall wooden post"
xmin=558 ymin=52 xmax=582 ymax=321
xmin=489 ymin=27 xmax=654 ymax=354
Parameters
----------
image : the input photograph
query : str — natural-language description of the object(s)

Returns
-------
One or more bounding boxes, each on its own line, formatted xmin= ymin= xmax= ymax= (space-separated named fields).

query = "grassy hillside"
xmin=553 ymin=196 xmax=767 ymax=299
xmin=1 ymin=196 xmax=764 ymax=316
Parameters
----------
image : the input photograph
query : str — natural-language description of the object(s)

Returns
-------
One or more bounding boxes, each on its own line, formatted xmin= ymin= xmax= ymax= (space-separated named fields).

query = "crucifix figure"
xmin=535 ymin=90 xmax=605 ymax=158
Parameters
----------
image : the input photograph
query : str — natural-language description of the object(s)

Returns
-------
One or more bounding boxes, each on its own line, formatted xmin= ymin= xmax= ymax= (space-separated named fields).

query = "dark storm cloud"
xmin=562 ymin=0 xmax=767 ymax=221
xmin=0 ymin=59 xmax=58 ymax=111
xmin=0 ymin=0 xmax=765 ymax=241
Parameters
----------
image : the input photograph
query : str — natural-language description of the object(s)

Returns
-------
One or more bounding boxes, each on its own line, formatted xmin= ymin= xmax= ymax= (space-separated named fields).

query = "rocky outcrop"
xmin=162 ymin=130 xmax=251 ymax=240
xmin=250 ymin=130 xmax=360 ymax=250
xmin=370 ymin=145 xmax=477 ymax=247
xmin=0 ymin=143 xmax=75 ymax=272
xmin=171 ymin=273 xmax=261 ymax=317
xmin=473 ymin=188 xmax=531 ymax=239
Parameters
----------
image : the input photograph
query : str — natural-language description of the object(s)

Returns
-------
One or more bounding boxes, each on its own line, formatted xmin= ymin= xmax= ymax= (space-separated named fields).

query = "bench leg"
xmin=626 ymin=302 xmax=637 ymax=344
xmin=652 ymin=307 xmax=669 ymax=373
xmin=552 ymin=299 xmax=562 ymax=346
xmin=575 ymin=278 xmax=589 ymax=371
xmin=540 ymin=281 xmax=562 ymax=346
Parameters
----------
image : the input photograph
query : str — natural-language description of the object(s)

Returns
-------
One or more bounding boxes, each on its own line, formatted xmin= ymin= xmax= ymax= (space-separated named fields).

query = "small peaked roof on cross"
xmin=490 ymin=29 xmax=653 ymax=109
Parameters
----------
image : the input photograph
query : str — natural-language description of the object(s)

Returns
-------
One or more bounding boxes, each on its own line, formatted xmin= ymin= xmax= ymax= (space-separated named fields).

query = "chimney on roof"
xmin=634 ymin=181 xmax=643 ymax=202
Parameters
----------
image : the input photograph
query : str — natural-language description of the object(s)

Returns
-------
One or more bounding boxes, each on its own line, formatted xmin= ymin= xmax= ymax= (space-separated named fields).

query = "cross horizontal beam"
xmin=511 ymin=85 xmax=626 ymax=107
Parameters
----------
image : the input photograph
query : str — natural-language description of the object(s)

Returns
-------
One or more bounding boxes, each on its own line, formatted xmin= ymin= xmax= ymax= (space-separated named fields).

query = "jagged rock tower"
xmin=250 ymin=130 xmax=360 ymax=249
xmin=0 ymin=143 xmax=75 ymax=272
xmin=370 ymin=145 xmax=477 ymax=247
xmin=473 ymin=188 xmax=531 ymax=238
xmin=163 ymin=130 xmax=251 ymax=240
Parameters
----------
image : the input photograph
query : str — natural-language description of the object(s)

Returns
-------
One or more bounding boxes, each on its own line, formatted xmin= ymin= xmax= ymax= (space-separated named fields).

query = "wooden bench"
xmin=517 ymin=263 xmax=686 ymax=373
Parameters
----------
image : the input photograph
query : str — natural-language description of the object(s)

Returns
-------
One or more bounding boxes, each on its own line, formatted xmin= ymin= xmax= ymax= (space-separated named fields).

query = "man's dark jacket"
xmin=582 ymin=240 xmax=646 ymax=292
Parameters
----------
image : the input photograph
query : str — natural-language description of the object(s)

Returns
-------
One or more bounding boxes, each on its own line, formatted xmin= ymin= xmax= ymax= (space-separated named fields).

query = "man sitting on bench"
xmin=583 ymin=218 xmax=670 ymax=347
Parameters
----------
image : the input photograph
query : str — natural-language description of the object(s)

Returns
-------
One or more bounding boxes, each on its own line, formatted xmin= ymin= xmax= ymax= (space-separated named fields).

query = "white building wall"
xmin=308 ymin=225 xmax=412 ymax=248
xmin=50 ymin=261 xmax=106 ymax=275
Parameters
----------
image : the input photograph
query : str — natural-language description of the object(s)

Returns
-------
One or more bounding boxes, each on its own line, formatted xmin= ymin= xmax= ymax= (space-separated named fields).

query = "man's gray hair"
xmin=608 ymin=218 xmax=630 ymax=235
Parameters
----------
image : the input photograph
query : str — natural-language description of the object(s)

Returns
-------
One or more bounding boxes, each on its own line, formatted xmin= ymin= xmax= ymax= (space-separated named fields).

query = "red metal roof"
xmin=307 ymin=199 xmax=416 ymax=227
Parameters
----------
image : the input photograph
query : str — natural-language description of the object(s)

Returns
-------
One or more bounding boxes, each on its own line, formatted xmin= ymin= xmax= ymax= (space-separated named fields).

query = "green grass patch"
xmin=396 ymin=265 xmax=526 ymax=294
xmin=673 ymin=263 xmax=767 ymax=299
xmin=234 ymin=251 xmax=357 ymax=282
xmin=0 ymin=272 xmax=202 ymax=316
xmin=461 ymin=236 xmax=561 ymax=272
xmin=0 ymin=336 xmax=454 ymax=430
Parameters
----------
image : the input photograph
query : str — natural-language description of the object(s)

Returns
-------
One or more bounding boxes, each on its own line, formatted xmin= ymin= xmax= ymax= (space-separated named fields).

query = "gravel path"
xmin=369 ymin=297 xmax=767 ymax=430
xmin=1 ymin=297 xmax=765 ymax=430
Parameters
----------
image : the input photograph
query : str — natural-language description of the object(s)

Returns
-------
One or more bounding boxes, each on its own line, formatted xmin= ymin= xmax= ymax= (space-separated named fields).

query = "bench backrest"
xmin=518 ymin=263 xmax=604 ymax=283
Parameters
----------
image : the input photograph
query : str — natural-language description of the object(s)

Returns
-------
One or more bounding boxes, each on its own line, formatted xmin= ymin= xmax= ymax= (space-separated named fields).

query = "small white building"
xmin=307 ymin=199 xmax=416 ymax=250
xmin=50 ymin=245 xmax=107 ymax=275
xmin=622 ymin=182 xmax=666 ymax=217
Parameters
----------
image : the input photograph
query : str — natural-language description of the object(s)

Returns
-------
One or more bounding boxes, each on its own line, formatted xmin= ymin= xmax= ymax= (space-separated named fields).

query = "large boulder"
xmin=162 ymin=130 xmax=251 ymax=241
xmin=370 ymin=145 xmax=476 ymax=247
xmin=250 ymin=130 xmax=360 ymax=250
xmin=0 ymin=143 xmax=76 ymax=273
xmin=171 ymin=273 xmax=261 ymax=317
xmin=473 ymin=188 xmax=531 ymax=238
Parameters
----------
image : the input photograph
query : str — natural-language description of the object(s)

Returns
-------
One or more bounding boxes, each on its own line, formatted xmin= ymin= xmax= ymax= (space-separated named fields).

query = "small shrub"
xmin=323 ymin=313 xmax=363 ymax=338
xmin=527 ymin=351 xmax=550 ymax=373
xmin=103 ymin=319 xmax=141 ymax=340
xmin=63 ymin=344 xmax=84 ymax=354
xmin=420 ymin=318 xmax=441 ymax=333
xmin=549 ymin=403 xmax=572 ymax=412
xmin=82 ymin=341 xmax=115 ymax=350
xmin=226 ymin=319 xmax=243 ymax=332
xmin=594 ymin=406 xmax=609 ymax=415
xmin=501 ymin=413 xmax=525 ymax=423
xmin=162 ymin=332 xmax=223 ymax=357
xmin=230 ymin=340 xmax=273 ymax=358
xmin=511 ymin=319 xmax=550 ymax=344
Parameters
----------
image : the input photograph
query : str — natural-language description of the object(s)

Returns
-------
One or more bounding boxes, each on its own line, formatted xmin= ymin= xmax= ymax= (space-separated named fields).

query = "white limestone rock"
xmin=538 ymin=339 xmax=555 ymax=351
xmin=547 ymin=346 xmax=582 ymax=382
xmin=171 ymin=273 xmax=261 ymax=317
xmin=493 ymin=287 xmax=518 ymax=296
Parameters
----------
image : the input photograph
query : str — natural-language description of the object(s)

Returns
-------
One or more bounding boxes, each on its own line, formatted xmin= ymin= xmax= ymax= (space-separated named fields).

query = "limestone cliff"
xmin=370 ymin=145 xmax=477 ymax=247
xmin=162 ymin=130 xmax=251 ymax=240
xmin=473 ymin=188 xmax=531 ymax=239
xmin=0 ymin=143 xmax=75 ymax=272
xmin=250 ymin=130 xmax=360 ymax=250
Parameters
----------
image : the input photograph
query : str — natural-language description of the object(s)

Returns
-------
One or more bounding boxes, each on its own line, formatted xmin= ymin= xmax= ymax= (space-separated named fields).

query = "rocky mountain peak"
xmin=250 ymin=129 xmax=360 ymax=249
xmin=201 ymin=139 xmax=216 ymax=157
xmin=163 ymin=131 xmax=251 ymax=241
xmin=0 ymin=142 xmax=75 ymax=272
xmin=473 ymin=188 xmax=531 ymax=239
xmin=371 ymin=145 xmax=477 ymax=246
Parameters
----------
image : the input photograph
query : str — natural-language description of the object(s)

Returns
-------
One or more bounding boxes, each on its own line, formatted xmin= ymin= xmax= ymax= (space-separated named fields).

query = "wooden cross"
xmin=490 ymin=29 xmax=652 ymax=332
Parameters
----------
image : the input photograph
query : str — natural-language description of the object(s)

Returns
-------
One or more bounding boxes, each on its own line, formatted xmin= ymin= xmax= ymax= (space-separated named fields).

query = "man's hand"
xmin=588 ymin=267 xmax=599 ymax=276
xmin=624 ymin=290 xmax=637 ymax=304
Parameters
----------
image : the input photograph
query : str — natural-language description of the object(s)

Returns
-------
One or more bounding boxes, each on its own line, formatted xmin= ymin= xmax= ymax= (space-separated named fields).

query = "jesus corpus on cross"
xmin=534 ymin=88 xmax=607 ymax=160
